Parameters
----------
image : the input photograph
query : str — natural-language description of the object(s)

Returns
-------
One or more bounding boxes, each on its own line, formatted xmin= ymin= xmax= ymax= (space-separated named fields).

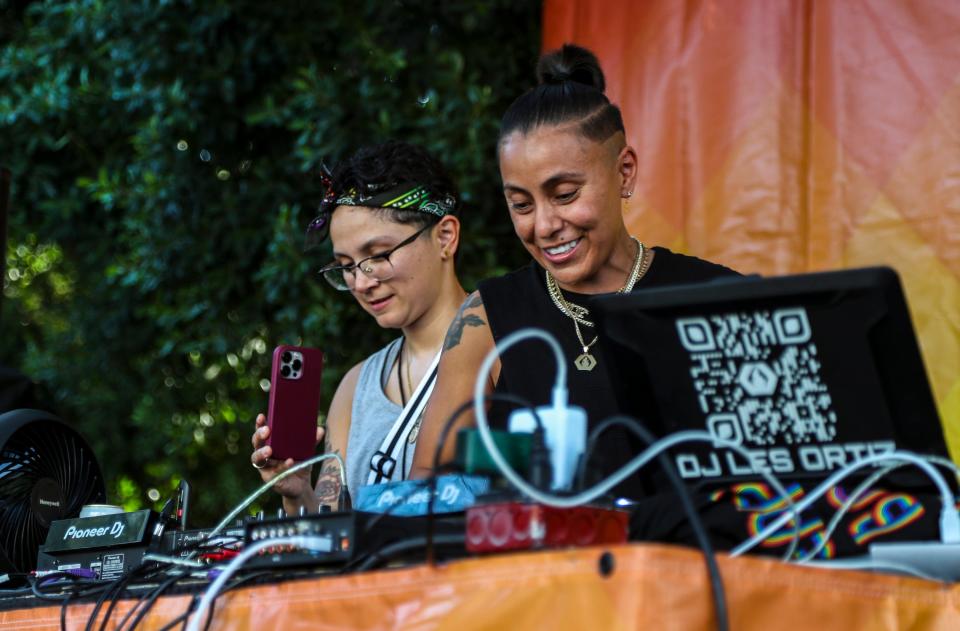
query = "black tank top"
xmin=478 ymin=246 xmax=740 ymax=499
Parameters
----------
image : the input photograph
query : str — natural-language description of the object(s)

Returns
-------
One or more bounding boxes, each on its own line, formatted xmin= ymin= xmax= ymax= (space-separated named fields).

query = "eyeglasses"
xmin=318 ymin=224 xmax=432 ymax=291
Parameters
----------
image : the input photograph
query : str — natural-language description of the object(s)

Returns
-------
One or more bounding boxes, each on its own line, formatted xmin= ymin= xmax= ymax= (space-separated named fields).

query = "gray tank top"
xmin=345 ymin=338 xmax=409 ymax=495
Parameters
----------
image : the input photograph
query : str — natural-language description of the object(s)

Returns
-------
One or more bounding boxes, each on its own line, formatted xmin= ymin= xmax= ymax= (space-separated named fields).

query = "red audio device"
xmin=465 ymin=502 xmax=629 ymax=554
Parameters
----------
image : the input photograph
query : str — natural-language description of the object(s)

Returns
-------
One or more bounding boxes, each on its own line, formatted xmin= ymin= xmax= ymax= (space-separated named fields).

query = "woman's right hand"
xmin=250 ymin=413 xmax=325 ymax=501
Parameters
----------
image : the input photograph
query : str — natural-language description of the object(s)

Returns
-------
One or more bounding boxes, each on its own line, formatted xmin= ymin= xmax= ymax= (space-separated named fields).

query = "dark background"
xmin=0 ymin=0 xmax=540 ymax=523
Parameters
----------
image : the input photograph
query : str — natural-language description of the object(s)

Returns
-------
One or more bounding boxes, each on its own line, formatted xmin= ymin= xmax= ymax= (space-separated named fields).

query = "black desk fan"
xmin=0 ymin=409 xmax=106 ymax=576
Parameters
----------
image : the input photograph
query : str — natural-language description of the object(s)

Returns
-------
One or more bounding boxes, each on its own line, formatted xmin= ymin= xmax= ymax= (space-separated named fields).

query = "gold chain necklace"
xmin=545 ymin=237 xmax=651 ymax=371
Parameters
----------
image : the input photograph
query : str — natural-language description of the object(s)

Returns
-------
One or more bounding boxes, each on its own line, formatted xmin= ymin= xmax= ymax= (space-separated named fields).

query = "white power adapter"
xmin=508 ymin=387 xmax=586 ymax=491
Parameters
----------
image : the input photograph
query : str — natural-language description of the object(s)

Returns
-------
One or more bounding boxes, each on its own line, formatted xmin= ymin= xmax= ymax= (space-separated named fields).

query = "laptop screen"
xmin=591 ymin=266 xmax=949 ymax=489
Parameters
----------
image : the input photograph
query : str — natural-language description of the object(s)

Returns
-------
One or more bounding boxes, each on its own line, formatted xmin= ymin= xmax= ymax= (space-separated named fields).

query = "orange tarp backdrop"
xmin=5 ymin=544 xmax=960 ymax=630
xmin=543 ymin=0 xmax=960 ymax=458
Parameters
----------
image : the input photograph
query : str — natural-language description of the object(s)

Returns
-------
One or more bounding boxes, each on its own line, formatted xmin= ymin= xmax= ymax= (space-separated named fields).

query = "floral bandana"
xmin=304 ymin=168 xmax=456 ymax=250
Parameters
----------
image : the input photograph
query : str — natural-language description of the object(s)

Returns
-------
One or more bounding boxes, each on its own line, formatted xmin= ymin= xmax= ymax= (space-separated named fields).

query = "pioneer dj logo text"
xmin=63 ymin=521 xmax=125 ymax=540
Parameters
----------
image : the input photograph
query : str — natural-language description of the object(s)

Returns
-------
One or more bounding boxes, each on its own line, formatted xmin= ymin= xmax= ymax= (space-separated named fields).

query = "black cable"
xmin=342 ymin=471 xmax=485 ymax=575
xmin=41 ymin=564 xmax=182 ymax=631
xmin=581 ymin=415 xmax=729 ymax=631
xmin=485 ymin=392 xmax=550 ymax=488
xmin=426 ymin=393 xmax=546 ymax=565
xmin=57 ymin=579 xmax=117 ymax=631
xmin=427 ymin=393 xmax=547 ymax=487
xmin=92 ymin=562 xmax=164 ymax=631
xmin=197 ymin=570 xmax=277 ymax=631
xmin=122 ymin=570 xmax=189 ymax=631
xmin=113 ymin=585 xmax=153 ymax=631
xmin=202 ymin=593 xmax=216 ymax=631
xmin=354 ymin=533 xmax=466 ymax=572
xmin=429 ymin=399 xmax=478 ymax=478
xmin=358 ymin=477 xmax=435 ymax=536
xmin=57 ymin=561 xmax=171 ymax=631
xmin=170 ymin=534 xmax=244 ymax=557
xmin=156 ymin=596 xmax=196 ymax=631
xmin=30 ymin=577 xmax=68 ymax=602
xmin=45 ymin=577 xmax=114 ymax=631
xmin=157 ymin=572 xmax=268 ymax=631
xmin=0 ymin=585 xmax=35 ymax=596
xmin=330 ymin=478 xmax=439 ymax=575
xmin=87 ymin=570 xmax=134 ymax=631
xmin=423 ymin=399 xmax=475 ymax=566
xmin=60 ymin=588 xmax=72 ymax=631
xmin=156 ymin=576 xmax=209 ymax=631
xmin=27 ymin=574 xmax=112 ymax=631
xmin=0 ymin=572 xmax=32 ymax=592
xmin=60 ymin=583 xmax=115 ymax=631
xmin=29 ymin=572 xmax=100 ymax=602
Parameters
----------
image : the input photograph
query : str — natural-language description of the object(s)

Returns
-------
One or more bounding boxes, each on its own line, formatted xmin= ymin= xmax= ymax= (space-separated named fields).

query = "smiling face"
xmin=327 ymin=206 xmax=445 ymax=329
xmin=499 ymin=125 xmax=637 ymax=293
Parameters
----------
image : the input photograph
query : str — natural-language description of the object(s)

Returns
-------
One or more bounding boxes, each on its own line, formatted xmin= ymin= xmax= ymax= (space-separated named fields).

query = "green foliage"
xmin=0 ymin=0 xmax=539 ymax=524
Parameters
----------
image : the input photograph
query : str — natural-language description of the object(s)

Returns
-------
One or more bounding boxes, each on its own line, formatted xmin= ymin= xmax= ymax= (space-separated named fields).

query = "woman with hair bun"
xmin=411 ymin=45 xmax=738 ymax=497
xmin=250 ymin=140 xmax=467 ymax=514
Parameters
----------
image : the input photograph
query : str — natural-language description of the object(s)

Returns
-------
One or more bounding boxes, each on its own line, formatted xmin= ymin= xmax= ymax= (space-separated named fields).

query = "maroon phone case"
xmin=265 ymin=345 xmax=324 ymax=461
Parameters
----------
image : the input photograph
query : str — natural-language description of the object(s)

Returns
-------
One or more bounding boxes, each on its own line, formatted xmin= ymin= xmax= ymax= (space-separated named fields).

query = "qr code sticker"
xmin=676 ymin=308 xmax=837 ymax=447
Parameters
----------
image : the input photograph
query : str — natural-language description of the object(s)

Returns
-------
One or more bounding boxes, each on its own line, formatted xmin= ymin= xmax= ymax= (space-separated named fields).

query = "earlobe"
xmin=618 ymin=145 xmax=639 ymax=195
xmin=435 ymin=215 xmax=461 ymax=261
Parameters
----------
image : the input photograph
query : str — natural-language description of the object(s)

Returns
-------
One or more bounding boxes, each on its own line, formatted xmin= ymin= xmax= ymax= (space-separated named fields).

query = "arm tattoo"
xmin=315 ymin=448 xmax=342 ymax=507
xmin=443 ymin=292 xmax=486 ymax=351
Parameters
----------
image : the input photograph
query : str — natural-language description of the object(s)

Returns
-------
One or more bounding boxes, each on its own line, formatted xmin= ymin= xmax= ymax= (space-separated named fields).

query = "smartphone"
xmin=265 ymin=345 xmax=324 ymax=461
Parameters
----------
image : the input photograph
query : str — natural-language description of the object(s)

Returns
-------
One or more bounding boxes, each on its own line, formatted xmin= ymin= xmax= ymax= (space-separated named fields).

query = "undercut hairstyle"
xmin=329 ymin=140 xmax=461 ymax=230
xmin=499 ymin=44 xmax=625 ymax=143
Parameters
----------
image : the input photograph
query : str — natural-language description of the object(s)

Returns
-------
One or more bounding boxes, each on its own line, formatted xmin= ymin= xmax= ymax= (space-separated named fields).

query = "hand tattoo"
xmin=443 ymin=292 xmax=486 ymax=351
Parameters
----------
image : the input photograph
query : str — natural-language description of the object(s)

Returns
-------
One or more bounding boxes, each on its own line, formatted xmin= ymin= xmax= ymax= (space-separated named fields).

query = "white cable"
xmin=141 ymin=553 xmax=205 ymax=568
xmin=801 ymin=558 xmax=945 ymax=583
xmin=796 ymin=454 xmax=960 ymax=563
xmin=926 ymin=454 xmax=960 ymax=482
xmin=185 ymin=535 xmax=329 ymax=631
xmin=206 ymin=452 xmax=345 ymax=540
xmin=471 ymin=328 xmax=797 ymax=517
xmin=481 ymin=327 xmax=569 ymax=408
xmin=795 ymin=463 xmax=900 ymax=563
xmin=731 ymin=451 xmax=960 ymax=557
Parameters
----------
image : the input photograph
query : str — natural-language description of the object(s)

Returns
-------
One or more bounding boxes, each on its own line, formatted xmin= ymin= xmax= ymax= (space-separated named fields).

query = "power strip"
xmin=869 ymin=542 xmax=960 ymax=581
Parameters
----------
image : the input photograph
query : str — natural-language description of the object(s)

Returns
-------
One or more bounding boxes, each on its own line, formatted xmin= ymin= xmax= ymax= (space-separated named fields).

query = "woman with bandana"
xmin=250 ymin=140 xmax=467 ymax=514
xmin=410 ymin=45 xmax=738 ymax=498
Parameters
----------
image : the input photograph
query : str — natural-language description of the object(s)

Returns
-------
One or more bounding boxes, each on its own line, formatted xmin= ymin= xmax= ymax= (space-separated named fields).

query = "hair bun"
xmin=536 ymin=43 xmax=606 ymax=93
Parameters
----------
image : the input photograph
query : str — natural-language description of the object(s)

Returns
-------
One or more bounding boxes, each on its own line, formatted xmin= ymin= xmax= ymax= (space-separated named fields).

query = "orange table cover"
xmin=4 ymin=543 xmax=960 ymax=630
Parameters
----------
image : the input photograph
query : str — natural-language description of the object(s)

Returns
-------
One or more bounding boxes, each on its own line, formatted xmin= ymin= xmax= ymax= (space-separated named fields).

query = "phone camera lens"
xmin=282 ymin=351 xmax=292 ymax=363
xmin=292 ymin=359 xmax=302 ymax=371
xmin=281 ymin=366 xmax=291 ymax=377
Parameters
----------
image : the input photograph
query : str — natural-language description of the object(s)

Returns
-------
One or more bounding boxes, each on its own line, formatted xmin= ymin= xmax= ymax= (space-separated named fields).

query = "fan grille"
xmin=0 ymin=419 xmax=105 ymax=573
